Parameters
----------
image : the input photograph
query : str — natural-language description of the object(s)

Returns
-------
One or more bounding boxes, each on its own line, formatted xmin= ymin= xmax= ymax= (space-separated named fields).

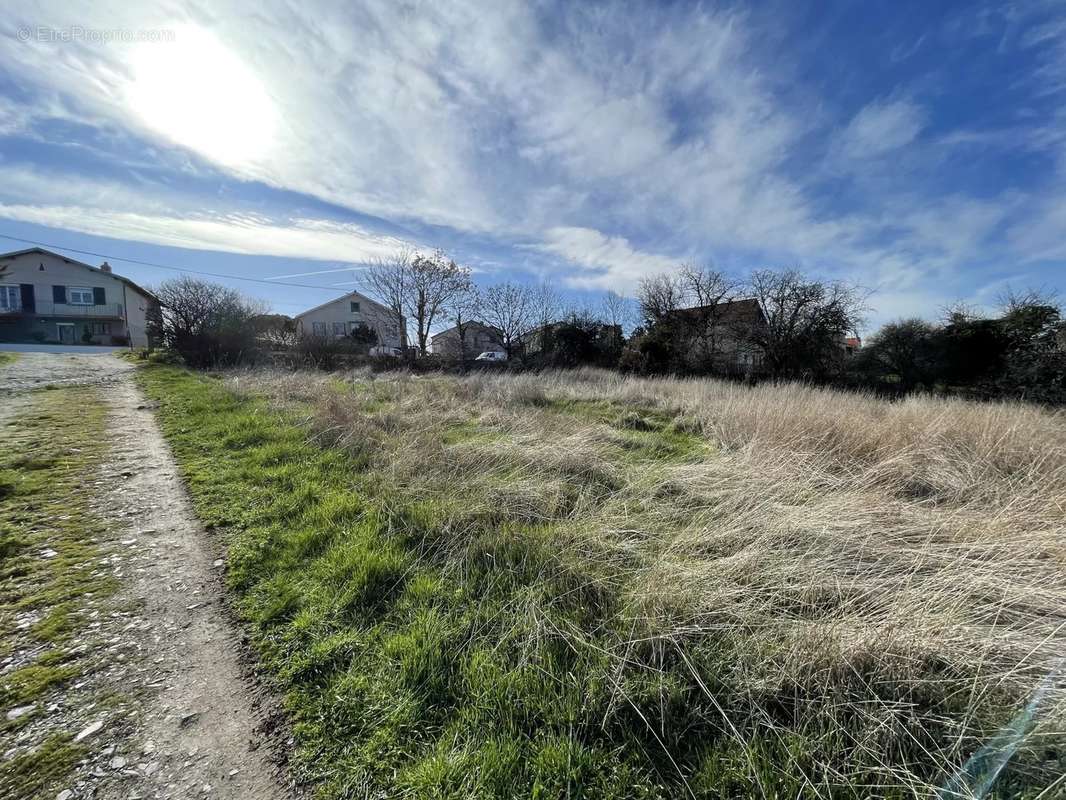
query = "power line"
xmin=0 ymin=232 xmax=364 ymax=293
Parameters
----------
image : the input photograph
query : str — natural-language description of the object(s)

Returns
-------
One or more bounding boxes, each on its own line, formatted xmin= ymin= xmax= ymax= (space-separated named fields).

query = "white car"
xmin=475 ymin=350 xmax=507 ymax=362
xmin=370 ymin=346 xmax=403 ymax=358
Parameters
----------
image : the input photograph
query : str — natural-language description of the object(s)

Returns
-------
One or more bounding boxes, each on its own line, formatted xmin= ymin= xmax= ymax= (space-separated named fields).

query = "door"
xmin=57 ymin=323 xmax=76 ymax=344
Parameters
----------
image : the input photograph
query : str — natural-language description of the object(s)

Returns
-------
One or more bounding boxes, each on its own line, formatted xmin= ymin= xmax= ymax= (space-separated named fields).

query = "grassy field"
xmin=138 ymin=365 xmax=1066 ymax=799
xmin=0 ymin=352 xmax=19 ymax=367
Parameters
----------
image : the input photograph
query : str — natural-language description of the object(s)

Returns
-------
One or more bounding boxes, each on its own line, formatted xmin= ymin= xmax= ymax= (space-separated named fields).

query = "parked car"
xmin=370 ymin=345 xmax=403 ymax=358
xmin=475 ymin=351 xmax=507 ymax=362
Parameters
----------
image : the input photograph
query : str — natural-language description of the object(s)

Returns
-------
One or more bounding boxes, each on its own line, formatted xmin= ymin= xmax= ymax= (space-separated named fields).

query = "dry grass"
xmin=229 ymin=365 xmax=1066 ymax=796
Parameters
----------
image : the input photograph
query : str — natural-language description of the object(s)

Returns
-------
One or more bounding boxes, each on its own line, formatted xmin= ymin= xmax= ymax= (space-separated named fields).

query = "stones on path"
xmin=74 ymin=718 xmax=105 ymax=742
xmin=6 ymin=704 xmax=34 ymax=721
xmin=179 ymin=710 xmax=202 ymax=729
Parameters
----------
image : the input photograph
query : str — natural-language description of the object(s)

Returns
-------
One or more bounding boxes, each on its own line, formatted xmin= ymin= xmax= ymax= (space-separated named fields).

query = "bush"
xmin=149 ymin=277 xmax=266 ymax=367
xmin=147 ymin=349 xmax=184 ymax=365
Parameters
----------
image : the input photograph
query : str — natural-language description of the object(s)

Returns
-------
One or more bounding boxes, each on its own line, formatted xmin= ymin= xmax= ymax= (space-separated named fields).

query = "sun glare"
xmin=127 ymin=25 xmax=277 ymax=166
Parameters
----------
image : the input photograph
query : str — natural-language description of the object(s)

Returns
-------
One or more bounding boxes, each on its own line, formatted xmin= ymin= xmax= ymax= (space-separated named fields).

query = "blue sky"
xmin=1 ymin=1 xmax=1064 ymax=329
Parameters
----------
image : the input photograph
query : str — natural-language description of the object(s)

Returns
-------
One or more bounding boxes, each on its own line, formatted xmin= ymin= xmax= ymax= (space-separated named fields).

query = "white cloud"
xmin=836 ymin=99 xmax=927 ymax=161
xmin=535 ymin=227 xmax=678 ymax=290
xmin=0 ymin=203 xmax=407 ymax=264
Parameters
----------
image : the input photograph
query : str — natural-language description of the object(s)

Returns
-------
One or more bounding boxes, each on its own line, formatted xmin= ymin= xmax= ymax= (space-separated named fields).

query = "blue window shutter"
xmin=52 ymin=285 xmax=66 ymax=303
xmin=92 ymin=287 xmax=106 ymax=305
xmin=19 ymin=284 xmax=34 ymax=312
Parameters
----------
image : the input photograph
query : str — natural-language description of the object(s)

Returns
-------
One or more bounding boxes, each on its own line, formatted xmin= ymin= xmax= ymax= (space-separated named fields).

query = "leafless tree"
xmin=940 ymin=300 xmax=980 ymax=326
xmin=744 ymin=268 xmax=866 ymax=377
xmin=601 ymin=290 xmax=631 ymax=329
xmin=405 ymin=250 xmax=471 ymax=356
xmin=446 ymin=277 xmax=481 ymax=364
xmin=677 ymin=263 xmax=736 ymax=360
xmin=637 ymin=272 xmax=686 ymax=325
xmin=361 ymin=246 xmax=413 ymax=349
xmin=363 ymin=247 xmax=471 ymax=357
xmin=480 ymin=282 xmax=536 ymax=359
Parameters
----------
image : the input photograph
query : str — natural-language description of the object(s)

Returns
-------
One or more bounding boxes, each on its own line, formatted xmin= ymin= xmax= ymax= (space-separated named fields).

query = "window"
xmin=312 ymin=321 xmax=327 ymax=336
xmin=0 ymin=285 xmax=19 ymax=312
xmin=350 ymin=301 xmax=361 ymax=313
xmin=91 ymin=322 xmax=112 ymax=335
xmin=332 ymin=322 xmax=347 ymax=336
xmin=68 ymin=287 xmax=94 ymax=305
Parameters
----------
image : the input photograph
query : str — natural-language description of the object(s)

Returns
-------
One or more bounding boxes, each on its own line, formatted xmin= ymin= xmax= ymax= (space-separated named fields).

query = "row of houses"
xmin=0 ymin=248 xmax=858 ymax=362
xmin=0 ymin=247 xmax=502 ymax=354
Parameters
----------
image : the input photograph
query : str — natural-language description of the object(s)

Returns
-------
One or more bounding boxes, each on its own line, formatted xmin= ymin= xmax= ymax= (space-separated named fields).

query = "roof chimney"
xmin=100 ymin=262 xmax=112 ymax=273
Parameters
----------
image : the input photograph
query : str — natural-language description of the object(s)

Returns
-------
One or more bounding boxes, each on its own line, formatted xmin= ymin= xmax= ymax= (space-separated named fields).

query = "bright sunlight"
xmin=127 ymin=25 xmax=276 ymax=167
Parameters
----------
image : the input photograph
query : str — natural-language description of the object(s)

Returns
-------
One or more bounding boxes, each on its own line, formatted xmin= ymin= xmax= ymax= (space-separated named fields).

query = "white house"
xmin=294 ymin=291 xmax=405 ymax=350
xmin=0 ymin=248 xmax=158 ymax=347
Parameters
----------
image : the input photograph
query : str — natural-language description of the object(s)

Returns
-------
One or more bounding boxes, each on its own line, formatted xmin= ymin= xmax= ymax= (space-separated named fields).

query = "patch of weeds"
xmin=0 ymin=658 xmax=78 ymax=706
xmin=0 ymin=733 xmax=85 ymax=798
xmin=0 ymin=352 xmax=18 ymax=367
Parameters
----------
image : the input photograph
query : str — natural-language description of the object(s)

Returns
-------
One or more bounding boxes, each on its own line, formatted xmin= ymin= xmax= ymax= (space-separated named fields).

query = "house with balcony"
xmin=0 ymin=248 xmax=159 ymax=347
xmin=294 ymin=291 xmax=405 ymax=350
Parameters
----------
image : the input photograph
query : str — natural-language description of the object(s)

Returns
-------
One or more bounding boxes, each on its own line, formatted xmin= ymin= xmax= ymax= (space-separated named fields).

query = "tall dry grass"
xmin=231 ymin=366 xmax=1066 ymax=794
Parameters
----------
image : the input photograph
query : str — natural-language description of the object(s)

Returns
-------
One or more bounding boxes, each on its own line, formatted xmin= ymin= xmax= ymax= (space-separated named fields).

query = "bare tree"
xmin=637 ymin=272 xmax=687 ymax=325
xmin=446 ymin=277 xmax=481 ymax=364
xmin=404 ymin=250 xmax=471 ymax=356
xmin=744 ymin=269 xmax=866 ymax=378
xmin=677 ymin=264 xmax=735 ymax=362
xmin=526 ymin=282 xmax=563 ymax=354
xmin=601 ymin=290 xmax=631 ymax=330
xmin=480 ymin=282 xmax=535 ymax=359
xmin=940 ymin=300 xmax=980 ymax=326
xmin=361 ymin=246 xmax=413 ymax=349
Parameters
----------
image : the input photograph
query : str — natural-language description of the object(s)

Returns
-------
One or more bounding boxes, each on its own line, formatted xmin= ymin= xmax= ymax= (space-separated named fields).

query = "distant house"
xmin=521 ymin=319 xmax=623 ymax=355
xmin=430 ymin=321 xmax=504 ymax=358
xmin=294 ymin=291 xmax=405 ymax=350
xmin=664 ymin=298 xmax=768 ymax=371
xmin=0 ymin=247 xmax=158 ymax=347
xmin=843 ymin=336 xmax=862 ymax=356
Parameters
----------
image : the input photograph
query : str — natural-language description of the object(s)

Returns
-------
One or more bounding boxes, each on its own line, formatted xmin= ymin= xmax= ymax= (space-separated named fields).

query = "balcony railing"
xmin=0 ymin=302 xmax=125 ymax=319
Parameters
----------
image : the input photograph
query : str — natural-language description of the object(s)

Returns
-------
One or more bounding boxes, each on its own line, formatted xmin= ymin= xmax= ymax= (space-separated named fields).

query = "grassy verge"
xmin=137 ymin=365 xmax=1063 ymax=799
xmin=0 ymin=388 xmax=116 ymax=797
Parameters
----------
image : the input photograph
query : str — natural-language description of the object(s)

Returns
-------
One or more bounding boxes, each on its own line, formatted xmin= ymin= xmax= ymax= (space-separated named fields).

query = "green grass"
xmin=135 ymin=365 xmax=1052 ymax=799
xmin=0 ymin=352 xmax=18 ymax=367
xmin=0 ymin=387 xmax=118 ymax=794
xmin=0 ymin=733 xmax=85 ymax=799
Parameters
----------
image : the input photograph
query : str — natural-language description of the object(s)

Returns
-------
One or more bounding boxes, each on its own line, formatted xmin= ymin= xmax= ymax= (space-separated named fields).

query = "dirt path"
xmin=1 ymin=354 xmax=293 ymax=799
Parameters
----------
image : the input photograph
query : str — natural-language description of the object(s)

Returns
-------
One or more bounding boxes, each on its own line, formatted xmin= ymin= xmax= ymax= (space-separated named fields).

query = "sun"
xmin=127 ymin=25 xmax=277 ymax=167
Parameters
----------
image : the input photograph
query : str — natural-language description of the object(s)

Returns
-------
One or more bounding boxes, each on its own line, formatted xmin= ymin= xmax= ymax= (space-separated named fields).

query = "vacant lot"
xmin=138 ymin=365 xmax=1066 ymax=799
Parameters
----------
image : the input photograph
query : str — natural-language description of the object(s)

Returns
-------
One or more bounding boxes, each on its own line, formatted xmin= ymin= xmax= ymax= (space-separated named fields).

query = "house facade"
xmin=429 ymin=321 xmax=504 ymax=358
xmin=662 ymin=298 xmax=768 ymax=372
xmin=0 ymin=248 xmax=158 ymax=347
xmin=294 ymin=291 xmax=405 ymax=350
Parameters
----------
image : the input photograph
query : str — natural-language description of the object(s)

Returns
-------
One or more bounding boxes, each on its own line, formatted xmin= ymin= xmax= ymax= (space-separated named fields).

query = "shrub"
xmin=149 ymin=276 xmax=266 ymax=367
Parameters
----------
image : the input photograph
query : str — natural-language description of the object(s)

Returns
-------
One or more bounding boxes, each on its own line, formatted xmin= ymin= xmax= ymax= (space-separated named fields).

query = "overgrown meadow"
xmin=138 ymin=365 xmax=1066 ymax=799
